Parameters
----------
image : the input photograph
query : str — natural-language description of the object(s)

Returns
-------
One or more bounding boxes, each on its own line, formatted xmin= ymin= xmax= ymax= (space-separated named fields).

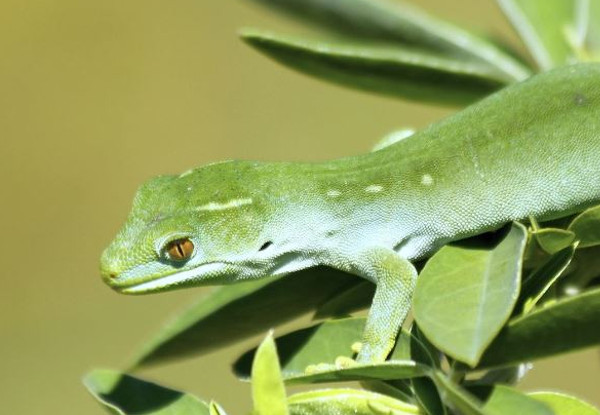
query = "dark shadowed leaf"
xmin=479 ymin=287 xmax=600 ymax=368
xmin=414 ymin=223 xmax=527 ymax=366
xmin=246 ymin=0 xmax=531 ymax=80
xmin=287 ymin=388 xmax=420 ymax=415
xmin=497 ymin=0 xmax=577 ymax=70
xmin=131 ymin=267 xmax=361 ymax=367
xmin=517 ymin=243 xmax=576 ymax=314
xmin=410 ymin=326 xmax=446 ymax=415
xmin=84 ymin=369 xmax=210 ymax=415
xmin=241 ymin=30 xmax=509 ymax=106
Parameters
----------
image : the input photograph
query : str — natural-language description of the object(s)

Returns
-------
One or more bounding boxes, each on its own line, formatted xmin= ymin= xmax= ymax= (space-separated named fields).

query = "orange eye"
xmin=164 ymin=238 xmax=194 ymax=261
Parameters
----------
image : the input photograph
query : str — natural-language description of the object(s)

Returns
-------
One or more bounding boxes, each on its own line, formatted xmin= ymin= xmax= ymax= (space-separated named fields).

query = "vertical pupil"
xmin=176 ymin=243 xmax=185 ymax=258
xmin=166 ymin=238 xmax=193 ymax=260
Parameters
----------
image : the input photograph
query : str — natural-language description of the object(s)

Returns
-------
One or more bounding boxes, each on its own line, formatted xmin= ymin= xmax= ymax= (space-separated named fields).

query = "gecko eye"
xmin=164 ymin=238 xmax=195 ymax=261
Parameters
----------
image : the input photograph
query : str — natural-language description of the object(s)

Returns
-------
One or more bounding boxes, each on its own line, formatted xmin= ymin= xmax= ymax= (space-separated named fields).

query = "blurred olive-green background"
xmin=1 ymin=0 xmax=598 ymax=413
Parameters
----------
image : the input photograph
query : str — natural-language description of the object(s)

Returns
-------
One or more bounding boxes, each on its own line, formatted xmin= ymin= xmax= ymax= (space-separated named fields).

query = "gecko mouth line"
xmin=117 ymin=262 xmax=230 ymax=294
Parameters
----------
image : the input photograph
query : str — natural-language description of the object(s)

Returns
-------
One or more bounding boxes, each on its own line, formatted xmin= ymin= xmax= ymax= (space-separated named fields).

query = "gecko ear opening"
xmin=258 ymin=241 xmax=273 ymax=252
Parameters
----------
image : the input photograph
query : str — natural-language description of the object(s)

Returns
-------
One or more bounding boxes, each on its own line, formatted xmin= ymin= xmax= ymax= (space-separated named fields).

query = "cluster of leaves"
xmin=86 ymin=0 xmax=600 ymax=414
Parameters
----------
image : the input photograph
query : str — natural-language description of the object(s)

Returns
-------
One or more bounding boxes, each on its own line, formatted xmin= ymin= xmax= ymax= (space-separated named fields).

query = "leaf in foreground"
xmin=479 ymin=286 xmax=600 ymax=368
xmin=530 ymin=391 xmax=600 ymax=415
xmin=288 ymin=388 xmax=420 ymax=415
xmin=252 ymin=332 xmax=289 ymax=415
xmin=246 ymin=0 xmax=530 ymax=81
xmin=132 ymin=267 xmax=360 ymax=367
xmin=241 ymin=29 xmax=509 ymax=106
xmin=414 ymin=223 xmax=527 ymax=366
xmin=83 ymin=369 xmax=210 ymax=415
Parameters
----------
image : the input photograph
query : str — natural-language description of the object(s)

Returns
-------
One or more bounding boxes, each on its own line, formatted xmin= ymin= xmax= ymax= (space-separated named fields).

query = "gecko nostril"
xmin=109 ymin=273 xmax=117 ymax=279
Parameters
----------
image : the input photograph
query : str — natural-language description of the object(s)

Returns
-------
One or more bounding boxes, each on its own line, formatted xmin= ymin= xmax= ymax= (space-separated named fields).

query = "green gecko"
xmin=100 ymin=63 xmax=600 ymax=364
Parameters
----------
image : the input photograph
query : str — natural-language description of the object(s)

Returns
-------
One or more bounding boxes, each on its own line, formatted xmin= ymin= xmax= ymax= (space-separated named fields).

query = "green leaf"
xmin=131 ymin=267 xmax=361 ymax=367
xmin=252 ymin=332 xmax=289 ymax=415
xmin=518 ymin=243 xmax=576 ymax=314
xmin=83 ymin=369 xmax=210 ymax=415
xmin=530 ymin=391 xmax=600 ymax=415
xmin=432 ymin=372 xmax=487 ymax=415
xmin=233 ymin=317 xmax=428 ymax=384
xmin=287 ymin=388 xmax=420 ymax=415
xmin=241 ymin=30 xmax=509 ymax=106
xmin=497 ymin=0 xmax=577 ymax=70
xmin=246 ymin=0 xmax=531 ymax=81
xmin=285 ymin=361 xmax=429 ymax=385
xmin=533 ymin=228 xmax=576 ymax=254
xmin=483 ymin=386 xmax=553 ymax=415
xmin=478 ymin=287 xmax=600 ymax=368
xmin=568 ymin=204 xmax=600 ymax=248
xmin=414 ymin=223 xmax=527 ymax=366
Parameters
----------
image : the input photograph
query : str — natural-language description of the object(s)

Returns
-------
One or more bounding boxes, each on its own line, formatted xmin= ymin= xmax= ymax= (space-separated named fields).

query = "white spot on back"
xmin=365 ymin=185 xmax=383 ymax=193
xmin=327 ymin=190 xmax=341 ymax=197
xmin=421 ymin=174 xmax=434 ymax=186
xmin=179 ymin=169 xmax=194 ymax=178
xmin=195 ymin=198 xmax=253 ymax=212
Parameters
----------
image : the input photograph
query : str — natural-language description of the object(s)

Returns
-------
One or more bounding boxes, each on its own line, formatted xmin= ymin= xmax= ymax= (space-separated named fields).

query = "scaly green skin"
xmin=101 ymin=63 xmax=600 ymax=363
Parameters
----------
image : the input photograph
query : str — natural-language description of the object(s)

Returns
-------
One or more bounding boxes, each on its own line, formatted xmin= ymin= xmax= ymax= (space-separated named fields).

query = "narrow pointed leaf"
xmin=568 ymin=204 xmax=600 ymax=248
xmin=287 ymin=388 xmax=420 ymax=415
xmin=285 ymin=360 xmax=429 ymax=384
xmin=518 ymin=243 xmax=576 ymax=314
xmin=479 ymin=287 xmax=600 ymax=368
xmin=246 ymin=0 xmax=531 ymax=80
xmin=414 ymin=223 xmax=527 ymax=366
xmin=483 ymin=386 xmax=553 ymax=415
xmin=410 ymin=326 xmax=446 ymax=415
xmin=84 ymin=369 xmax=210 ymax=415
xmin=131 ymin=267 xmax=360 ymax=367
xmin=209 ymin=402 xmax=228 ymax=415
xmin=497 ymin=0 xmax=577 ymax=70
xmin=252 ymin=332 xmax=289 ymax=415
xmin=530 ymin=391 xmax=600 ymax=415
xmin=241 ymin=30 xmax=510 ymax=106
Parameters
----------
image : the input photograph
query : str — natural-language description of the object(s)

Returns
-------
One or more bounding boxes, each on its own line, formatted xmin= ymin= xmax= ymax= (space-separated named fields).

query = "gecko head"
xmin=100 ymin=162 xmax=312 ymax=294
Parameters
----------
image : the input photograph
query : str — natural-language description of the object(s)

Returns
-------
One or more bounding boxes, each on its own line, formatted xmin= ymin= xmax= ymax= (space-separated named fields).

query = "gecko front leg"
xmin=350 ymin=248 xmax=418 ymax=363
